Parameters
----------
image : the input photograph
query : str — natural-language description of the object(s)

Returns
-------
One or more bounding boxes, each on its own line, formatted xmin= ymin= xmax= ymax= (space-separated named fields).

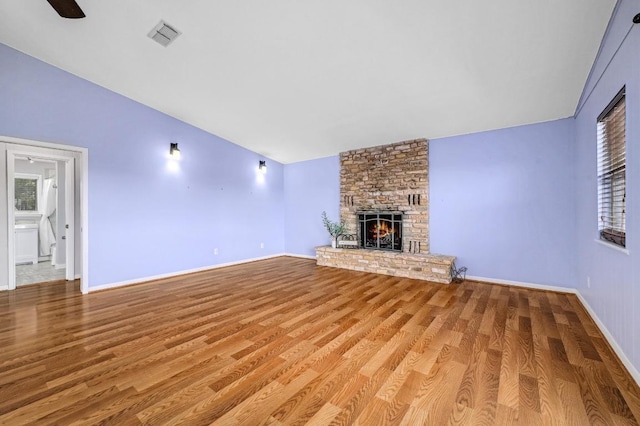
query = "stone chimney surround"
xmin=316 ymin=139 xmax=456 ymax=284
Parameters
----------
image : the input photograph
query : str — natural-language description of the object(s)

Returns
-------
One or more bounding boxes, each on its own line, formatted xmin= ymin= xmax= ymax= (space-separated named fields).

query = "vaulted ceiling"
xmin=0 ymin=1 xmax=616 ymax=163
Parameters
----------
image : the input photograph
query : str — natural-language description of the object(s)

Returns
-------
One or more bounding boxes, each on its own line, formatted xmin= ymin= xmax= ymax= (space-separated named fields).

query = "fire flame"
xmin=370 ymin=221 xmax=395 ymax=239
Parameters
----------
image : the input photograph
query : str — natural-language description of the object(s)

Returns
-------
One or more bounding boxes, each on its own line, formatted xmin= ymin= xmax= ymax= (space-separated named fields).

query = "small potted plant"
xmin=322 ymin=211 xmax=346 ymax=248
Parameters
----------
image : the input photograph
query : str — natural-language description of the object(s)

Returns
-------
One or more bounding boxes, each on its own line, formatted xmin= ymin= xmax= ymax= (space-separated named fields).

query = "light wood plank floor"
xmin=1 ymin=257 xmax=639 ymax=425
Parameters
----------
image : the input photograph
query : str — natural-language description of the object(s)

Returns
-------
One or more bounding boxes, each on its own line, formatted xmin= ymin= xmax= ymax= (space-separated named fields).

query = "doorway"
xmin=13 ymin=156 xmax=67 ymax=286
xmin=2 ymin=137 xmax=88 ymax=293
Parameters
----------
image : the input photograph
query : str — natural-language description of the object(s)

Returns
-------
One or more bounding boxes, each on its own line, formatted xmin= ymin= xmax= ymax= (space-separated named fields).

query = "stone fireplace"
xmin=316 ymin=139 xmax=456 ymax=284
xmin=340 ymin=139 xmax=429 ymax=253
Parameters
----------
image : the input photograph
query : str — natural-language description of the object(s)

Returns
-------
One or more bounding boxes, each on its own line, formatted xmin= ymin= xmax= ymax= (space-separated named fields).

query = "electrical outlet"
xmin=260 ymin=242 xmax=264 ymax=249
xmin=214 ymin=248 xmax=218 ymax=255
xmin=587 ymin=276 xmax=591 ymax=288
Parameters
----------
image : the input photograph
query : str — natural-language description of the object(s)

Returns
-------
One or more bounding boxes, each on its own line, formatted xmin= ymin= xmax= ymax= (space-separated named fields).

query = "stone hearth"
xmin=316 ymin=247 xmax=455 ymax=284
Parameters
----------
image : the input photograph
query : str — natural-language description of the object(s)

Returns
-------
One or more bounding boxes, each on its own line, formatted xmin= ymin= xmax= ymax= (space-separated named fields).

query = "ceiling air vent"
xmin=148 ymin=20 xmax=181 ymax=47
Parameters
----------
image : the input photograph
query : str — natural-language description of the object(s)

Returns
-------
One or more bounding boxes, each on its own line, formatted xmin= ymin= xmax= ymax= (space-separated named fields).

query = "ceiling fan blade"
xmin=46 ymin=0 xmax=85 ymax=19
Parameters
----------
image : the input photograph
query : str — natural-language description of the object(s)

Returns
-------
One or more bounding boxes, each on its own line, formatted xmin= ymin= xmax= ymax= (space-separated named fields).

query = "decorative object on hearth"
xmin=321 ymin=211 xmax=346 ymax=248
xmin=337 ymin=234 xmax=359 ymax=249
xmin=450 ymin=262 xmax=468 ymax=283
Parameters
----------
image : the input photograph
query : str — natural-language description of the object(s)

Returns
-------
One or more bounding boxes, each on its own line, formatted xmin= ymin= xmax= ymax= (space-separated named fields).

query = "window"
xmin=597 ymin=87 xmax=626 ymax=247
xmin=14 ymin=173 xmax=42 ymax=212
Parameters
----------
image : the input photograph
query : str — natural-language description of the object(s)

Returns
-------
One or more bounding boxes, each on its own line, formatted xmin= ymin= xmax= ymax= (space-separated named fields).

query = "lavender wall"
xmin=574 ymin=0 xmax=640 ymax=377
xmin=283 ymin=118 xmax=578 ymax=290
xmin=0 ymin=43 xmax=285 ymax=288
xmin=284 ymin=156 xmax=340 ymax=256
xmin=429 ymin=118 xmax=577 ymax=287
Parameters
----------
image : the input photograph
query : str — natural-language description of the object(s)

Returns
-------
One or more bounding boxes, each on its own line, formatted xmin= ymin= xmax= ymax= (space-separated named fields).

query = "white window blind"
xmin=597 ymin=87 xmax=626 ymax=247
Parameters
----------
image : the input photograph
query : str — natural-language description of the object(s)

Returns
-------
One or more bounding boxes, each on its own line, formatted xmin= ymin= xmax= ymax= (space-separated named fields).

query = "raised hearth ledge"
xmin=315 ymin=246 xmax=456 ymax=284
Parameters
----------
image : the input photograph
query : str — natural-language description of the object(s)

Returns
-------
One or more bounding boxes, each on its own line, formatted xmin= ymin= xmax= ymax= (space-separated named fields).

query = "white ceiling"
xmin=0 ymin=0 xmax=615 ymax=163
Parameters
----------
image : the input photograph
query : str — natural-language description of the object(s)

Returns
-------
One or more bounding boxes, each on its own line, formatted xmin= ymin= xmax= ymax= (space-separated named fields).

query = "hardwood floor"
xmin=1 ymin=257 xmax=639 ymax=425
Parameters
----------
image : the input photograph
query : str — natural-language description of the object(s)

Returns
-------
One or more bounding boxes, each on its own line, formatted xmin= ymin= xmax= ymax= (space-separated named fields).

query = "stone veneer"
xmin=340 ymin=139 xmax=429 ymax=252
xmin=316 ymin=138 xmax=456 ymax=284
xmin=316 ymin=247 xmax=455 ymax=284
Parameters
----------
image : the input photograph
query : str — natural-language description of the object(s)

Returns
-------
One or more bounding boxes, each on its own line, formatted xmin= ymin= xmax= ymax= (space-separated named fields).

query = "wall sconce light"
xmin=169 ymin=143 xmax=181 ymax=160
xmin=259 ymin=160 xmax=267 ymax=174
xmin=27 ymin=157 xmax=34 ymax=164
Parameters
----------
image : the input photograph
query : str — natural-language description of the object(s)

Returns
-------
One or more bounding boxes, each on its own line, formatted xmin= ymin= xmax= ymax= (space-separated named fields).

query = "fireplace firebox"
xmin=358 ymin=212 xmax=402 ymax=252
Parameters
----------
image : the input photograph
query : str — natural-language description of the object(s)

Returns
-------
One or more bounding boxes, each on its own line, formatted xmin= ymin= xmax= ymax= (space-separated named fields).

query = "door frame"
xmin=8 ymin=152 xmax=75 ymax=286
xmin=3 ymin=136 xmax=89 ymax=294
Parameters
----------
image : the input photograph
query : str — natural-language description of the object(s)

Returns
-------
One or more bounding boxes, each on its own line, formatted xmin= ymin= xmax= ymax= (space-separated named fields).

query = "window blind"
xmin=597 ymin=87 xmax=626 ymax=247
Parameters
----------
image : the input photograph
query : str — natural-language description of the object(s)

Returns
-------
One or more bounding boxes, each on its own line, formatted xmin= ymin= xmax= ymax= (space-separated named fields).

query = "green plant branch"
xmin=321 ymin=211 xmax=346 ymax=238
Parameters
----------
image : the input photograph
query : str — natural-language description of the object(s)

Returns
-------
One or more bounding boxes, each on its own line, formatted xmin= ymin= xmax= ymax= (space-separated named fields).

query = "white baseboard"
xmin=55 ymin=263 xmax=66 ymax=270
xmin=467 ymin=274 xmax=639 ymax=387
xmin=284 ymin=253 xmax=317 ymax=260
xmin=574 ymin=292 xmax=640 ymax=386
xmin=466 ymin=275 xmax=576 ymax=294
xmin=89 ymin=253 xmax=286 ymax=293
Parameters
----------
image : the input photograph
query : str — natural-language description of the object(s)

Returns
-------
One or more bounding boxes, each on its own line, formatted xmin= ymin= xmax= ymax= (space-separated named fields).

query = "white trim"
xmin=575 ymin=292 xmax=640 ymax=386
xmin=0 ymin=136 xmax=86 ymax=154
xmin=1 ymin=136 xmax=89 ymax=294
xmin=79 ymin=151 xmax=89 ymax=294
xmin=7 ymin=153 xmax=16 ymax=288
xmin=283 ymin=253 xmax=317 ymax=260
xmin=89 ymin=253 xmax=286 ymax=293
xmin=466 ymin=275 xmax=577 ymax=294
xmin=594 ymin=238 xmax=630 ymax=255
xmin=64 ymin=157 xmax=75 ymax=282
